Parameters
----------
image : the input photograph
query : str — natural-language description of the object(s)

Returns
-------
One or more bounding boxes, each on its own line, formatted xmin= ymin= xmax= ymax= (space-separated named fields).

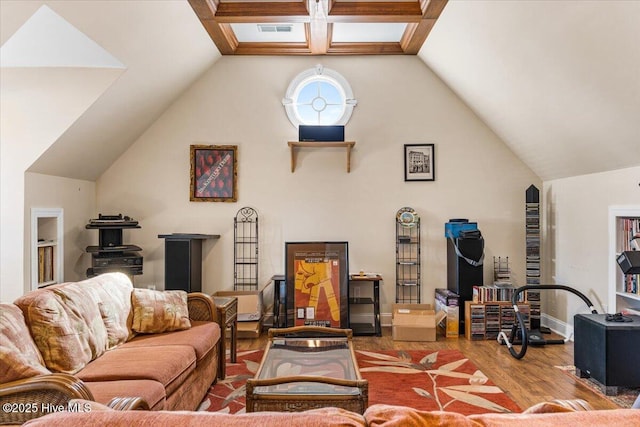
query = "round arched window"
xmin=282 ymin=65 xmax=357 ymax=127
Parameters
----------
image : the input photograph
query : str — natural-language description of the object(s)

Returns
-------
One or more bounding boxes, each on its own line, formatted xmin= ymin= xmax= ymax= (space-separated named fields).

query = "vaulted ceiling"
xmin=2 ymin=0 xmax=639 ymax=182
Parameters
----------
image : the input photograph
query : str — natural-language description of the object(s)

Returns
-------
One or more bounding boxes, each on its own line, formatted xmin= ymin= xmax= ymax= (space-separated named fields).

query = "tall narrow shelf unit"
xmin=525 ymin=185 xmax=541 ymax=329
xmin=234 ymin=207 xmax=259 ymax=291
xmin=396 ymin=207 xmax=421 ymax=303
xmin=31 ymin=208 xmax=64 ymax=290
xmin=608 ymin=205 xmax=640 ymax=313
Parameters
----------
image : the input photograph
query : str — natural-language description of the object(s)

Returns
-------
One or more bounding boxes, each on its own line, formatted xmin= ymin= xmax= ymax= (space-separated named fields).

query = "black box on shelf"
xmin=298 ymin=125 xmax=344 ymax=142
xmin=617 ymin=251 xmax=640 ymax=274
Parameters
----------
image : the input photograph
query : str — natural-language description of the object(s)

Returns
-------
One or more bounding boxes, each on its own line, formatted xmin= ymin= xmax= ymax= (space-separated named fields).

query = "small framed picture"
xmin=190 ymin=144 xmax=237 ymax=202
xmin=404 ymin=144 xmax=435 ymax=182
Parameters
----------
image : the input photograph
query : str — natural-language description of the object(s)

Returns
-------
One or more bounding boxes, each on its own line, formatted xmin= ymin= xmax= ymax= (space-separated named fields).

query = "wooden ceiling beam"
xmin=233 ymin=42 xmax=313 ymax=56
xmin=188 ymin=0 xmax=448 ymax=56
xmin=328 ymin=1 xmax=423 ymax=23
xmin=399 ymin=0 xmax=447 ymax=54
xmin=327 ymin=42 xmax=405 ymax=55
xmin=213 ymin=1 xmax=310 ymax=23
xmin=309 ymin=21 xmax=330 ymax=55
xmin=422 ymin=0 xmax=448 ymax=19
xmin=188 ymin=0 xmax=237 ymax=55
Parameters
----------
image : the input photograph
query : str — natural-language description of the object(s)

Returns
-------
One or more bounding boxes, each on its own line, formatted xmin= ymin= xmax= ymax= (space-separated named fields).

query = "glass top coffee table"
xmin=245 ymin=326 xmax=368 ymax=413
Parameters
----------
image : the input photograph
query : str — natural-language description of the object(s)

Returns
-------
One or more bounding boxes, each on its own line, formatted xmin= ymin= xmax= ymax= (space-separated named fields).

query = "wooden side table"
xmin=212 ymin=296 xmax=238 ymax=379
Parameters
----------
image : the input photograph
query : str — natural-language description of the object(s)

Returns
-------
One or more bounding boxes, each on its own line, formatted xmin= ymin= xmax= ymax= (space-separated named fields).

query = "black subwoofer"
xmin=574 ymin=313 xmax=640 ymax=395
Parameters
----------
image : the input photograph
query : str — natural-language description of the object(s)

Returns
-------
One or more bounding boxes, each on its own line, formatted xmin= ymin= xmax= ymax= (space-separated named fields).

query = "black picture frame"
xmin=404 ymin=143 xmax=435 ymax=182
xmin=285 ymin=241 xmax=349 ymax=328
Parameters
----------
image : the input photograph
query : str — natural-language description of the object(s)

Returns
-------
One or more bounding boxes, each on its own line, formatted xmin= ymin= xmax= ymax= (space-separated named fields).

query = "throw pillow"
xmin=131 ymin=289 xmax=191 ymax=334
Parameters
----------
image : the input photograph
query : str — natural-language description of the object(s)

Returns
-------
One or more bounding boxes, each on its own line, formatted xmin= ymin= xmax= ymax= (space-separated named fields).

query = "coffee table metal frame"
xmin=245 ymin=326 xmax=368 ymax=413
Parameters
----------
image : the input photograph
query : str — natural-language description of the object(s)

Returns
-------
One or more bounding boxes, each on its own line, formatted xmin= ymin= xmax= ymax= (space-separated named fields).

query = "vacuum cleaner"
xmin=497 ymin=284 xmax=598 ymax=360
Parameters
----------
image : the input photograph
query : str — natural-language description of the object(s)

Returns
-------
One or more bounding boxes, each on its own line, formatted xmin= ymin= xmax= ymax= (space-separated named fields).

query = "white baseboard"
xmin=269 ymin=311 xmax=575 ymax=342
xmin=541 ymin=313 xmax=574 ymax=341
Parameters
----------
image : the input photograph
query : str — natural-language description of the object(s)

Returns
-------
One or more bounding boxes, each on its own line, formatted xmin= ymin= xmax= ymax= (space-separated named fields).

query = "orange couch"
xmin=18 ymin=402 xmax=640 ymax=426
xmin=0 ymin=273 xmax=222 ymax=425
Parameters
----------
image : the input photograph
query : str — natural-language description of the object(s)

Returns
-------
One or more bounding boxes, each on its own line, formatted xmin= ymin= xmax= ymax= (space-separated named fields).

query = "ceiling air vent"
xmin=257 ymin=24 xmax=293 ymax=33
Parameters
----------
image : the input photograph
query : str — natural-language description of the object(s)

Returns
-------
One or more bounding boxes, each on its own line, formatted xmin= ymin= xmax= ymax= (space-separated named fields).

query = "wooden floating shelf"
xmin=288 ymin=141 xmax=356 ymax=173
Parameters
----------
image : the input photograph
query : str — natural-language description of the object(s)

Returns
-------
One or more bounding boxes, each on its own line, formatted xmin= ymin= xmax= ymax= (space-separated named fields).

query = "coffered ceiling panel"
xmin=188 ymin=0 xmax=448 ymax=55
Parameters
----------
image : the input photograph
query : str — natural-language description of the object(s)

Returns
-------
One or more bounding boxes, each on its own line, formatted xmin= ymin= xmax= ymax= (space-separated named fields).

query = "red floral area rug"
xmin=197 ymin=349 xmax=521 ymax=415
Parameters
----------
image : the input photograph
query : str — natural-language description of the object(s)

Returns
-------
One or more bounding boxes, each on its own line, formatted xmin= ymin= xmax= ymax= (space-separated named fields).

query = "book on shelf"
xmin=624 ymin=274 xmax=639 ymax=294
xmin=37 ymin=245 xmax=54 ymax=284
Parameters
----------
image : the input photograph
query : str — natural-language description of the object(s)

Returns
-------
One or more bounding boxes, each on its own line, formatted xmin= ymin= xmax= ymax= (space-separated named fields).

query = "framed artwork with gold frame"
xmin=285 ymin=241 xmax=349 ymax=328
xmin=190 ymin=144 xmax=237 ymax=202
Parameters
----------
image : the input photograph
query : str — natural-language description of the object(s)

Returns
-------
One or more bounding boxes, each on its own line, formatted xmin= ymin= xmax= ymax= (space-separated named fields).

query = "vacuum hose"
xmin=497 ymin=284 xmax=598 ymax=360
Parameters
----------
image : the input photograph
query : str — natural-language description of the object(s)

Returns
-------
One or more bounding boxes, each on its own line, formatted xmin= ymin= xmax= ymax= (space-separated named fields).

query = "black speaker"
xmin=574 ymin=314 xmax=640 ymax=393
xmin=298 ymin=125 xmax=344 ymax=142
xmin=447 ymin=237 xmax=484 ymax=331
xmin=617 ymin=251 xmax=640 ymax=274
xmin=165 ymin=239 xmax=202 ymax=292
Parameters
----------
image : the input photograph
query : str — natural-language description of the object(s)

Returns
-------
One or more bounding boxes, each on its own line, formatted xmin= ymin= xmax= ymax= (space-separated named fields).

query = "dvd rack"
xmin=465 ymin=301 xmax=530 ymax=340
xmin=395 ymin=207 xmax=421 ymax=303
xmin=525 ymin=185 xmax=541 ymax=329
xmin=233 ymin=207 xmax=259 ymax=290
xmin=85 ymin=214 xmax=142 ymax=277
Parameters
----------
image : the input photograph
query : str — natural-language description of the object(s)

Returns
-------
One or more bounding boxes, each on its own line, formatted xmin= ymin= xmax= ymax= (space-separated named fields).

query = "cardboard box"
xmin=214 ymin=290 xmax=263 ymax=321
xmin=237 ymin=318 xmax=263 ymax=339
xmin=392 ymin=304 xmax=436 ymax=342
xmin=434 ymin=290 xmax=459 ymax=338
xmin=436 ymin=305 xmax=460 ymax=338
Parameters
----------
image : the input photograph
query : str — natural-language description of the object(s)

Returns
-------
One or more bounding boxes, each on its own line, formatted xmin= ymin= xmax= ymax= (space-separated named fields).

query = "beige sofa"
xmin=0 ymin=272 xmax=222 ymax=425
xmin=19 ymin=401 xmax=640 ymax=426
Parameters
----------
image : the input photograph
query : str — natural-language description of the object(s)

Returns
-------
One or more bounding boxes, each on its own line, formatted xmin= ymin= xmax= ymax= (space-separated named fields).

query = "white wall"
xmin=541 ymin=166 xmax=640 ymax=332
xmin=0 ymin=67 xmax=118 ymax=303
xmin=24 ymin=173 xmax=96 ymax=285
xmin=97 ymin=56 xmax=540 ymax=315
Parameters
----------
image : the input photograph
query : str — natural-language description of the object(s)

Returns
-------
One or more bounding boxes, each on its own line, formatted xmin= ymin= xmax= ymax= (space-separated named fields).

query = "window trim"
xmin=282 ymin=64 xmax=357 ymax=128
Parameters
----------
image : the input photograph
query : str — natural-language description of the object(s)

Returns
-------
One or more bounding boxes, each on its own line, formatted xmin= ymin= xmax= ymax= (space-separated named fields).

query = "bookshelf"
xmin=465 ymin=301 xmax=530 ymax=340
xmin=608 ymin=205 xmax=640 ymax=314
xmin=525 ymin=185 xmax=541 ymax=329
xmin=31 ymin=208 xmax=64 ymax=290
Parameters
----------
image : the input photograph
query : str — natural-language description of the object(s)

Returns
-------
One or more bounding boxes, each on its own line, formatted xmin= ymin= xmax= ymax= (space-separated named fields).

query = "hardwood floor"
xmin=236 ymin=327 xmax=620 ymax=411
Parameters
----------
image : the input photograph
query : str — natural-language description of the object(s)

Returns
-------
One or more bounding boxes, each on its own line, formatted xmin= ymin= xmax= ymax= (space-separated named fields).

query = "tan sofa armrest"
xmin=106 ymin=397 xmax=150 ymax=410
xmin=187 ymin=292 xmax=219 ymax=323
xmin=550 ymin=399 xmax=593 ymax=411
xmin=0 ymin=373 xmax=93 ymax=425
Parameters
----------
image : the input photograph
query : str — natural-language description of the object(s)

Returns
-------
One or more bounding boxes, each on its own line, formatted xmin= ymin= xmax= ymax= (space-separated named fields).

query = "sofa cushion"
xmin=14 ymin=286 xmax=105 ymax=374
xmin=0 ymin=304 xmax=51 ymax=383
xmin=364 ymin=404 xmax=480 ymax=427
xmin=468 ymin=408 xmax=640 ymax=426
xmin=131 ymin=289 xmax=191 ymax=334
xmin=84 ymin=379 xmax=166 ymax=410
xmin=22 ymin=405 xmax=367 ymax=427
xmin=76 ymin=345 xmax=196 ymax=396
xmin=123 ymin=320 xmax=220 ymax=361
